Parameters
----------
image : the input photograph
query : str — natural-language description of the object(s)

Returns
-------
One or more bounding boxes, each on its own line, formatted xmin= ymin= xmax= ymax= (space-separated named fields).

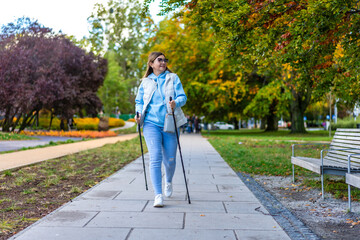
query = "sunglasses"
xmin=155 ymin=58 xmax=169 ymax=63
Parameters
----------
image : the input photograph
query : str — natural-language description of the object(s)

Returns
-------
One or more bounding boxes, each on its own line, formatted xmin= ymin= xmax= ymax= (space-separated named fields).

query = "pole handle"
xmin=169 ymin=97 xmax=174 ymax=113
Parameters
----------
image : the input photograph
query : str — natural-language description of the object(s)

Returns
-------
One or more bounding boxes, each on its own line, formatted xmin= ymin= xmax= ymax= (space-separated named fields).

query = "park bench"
xmin=291 ymin=128 xmax=360 ymax=205
xmin=346 ymin=154 xmax=360 ymax=211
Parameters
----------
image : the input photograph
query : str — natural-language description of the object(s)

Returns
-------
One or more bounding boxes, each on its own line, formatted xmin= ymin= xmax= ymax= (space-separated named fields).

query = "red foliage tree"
xmin=0 ymin=18 xmax=107 ymax=132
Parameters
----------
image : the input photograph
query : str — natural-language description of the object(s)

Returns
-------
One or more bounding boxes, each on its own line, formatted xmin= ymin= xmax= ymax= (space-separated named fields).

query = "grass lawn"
xmin=204 ymin=129 xmax=360 ymax=201
xmin=114 ymin=124 xmax=137 ymax=135
xmin=0 ymin=137 xmax=147 ymax=238
xmin=0 ymin=132 xmax=35 ymax=141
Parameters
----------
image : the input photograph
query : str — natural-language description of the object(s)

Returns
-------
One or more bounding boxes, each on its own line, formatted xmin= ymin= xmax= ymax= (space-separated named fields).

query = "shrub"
xmin=98 ymin=117 xmax=109 ymax=131
xmin=38 ymin=117 xmax=61 ymax=130
xmin=331 ymin=118 xmax=360 ymax=130
xmin=108 ymin=118 xmax=125 ymax=128
xmin=75 ymin=118 xmax=99 ymax=130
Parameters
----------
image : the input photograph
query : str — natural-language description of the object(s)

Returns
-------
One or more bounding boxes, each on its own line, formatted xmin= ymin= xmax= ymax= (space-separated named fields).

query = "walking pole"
xmin=137 ymin=112 xmax=148 ymax=191
xmin=169 ymin=97 xmax=191 ymax=204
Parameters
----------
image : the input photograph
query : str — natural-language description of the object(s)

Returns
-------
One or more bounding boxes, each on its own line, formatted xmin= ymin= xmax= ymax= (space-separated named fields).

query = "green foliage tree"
xmin=98 ymin=51 xmax=131 ymax=114
xmin=143 ymin=15 xmax=248 ymax=123
xmin=88 ymin=0 xmax=146 ymax=114
xmin=144 ymin=0 xmax=360 ymax=133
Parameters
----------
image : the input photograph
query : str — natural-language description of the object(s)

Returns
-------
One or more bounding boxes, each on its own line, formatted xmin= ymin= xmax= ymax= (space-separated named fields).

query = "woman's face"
xmin=150 ymin=55 xmax=168 ymax=75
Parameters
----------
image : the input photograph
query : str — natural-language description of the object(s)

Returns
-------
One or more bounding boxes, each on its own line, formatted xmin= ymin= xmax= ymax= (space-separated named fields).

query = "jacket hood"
xmin=148 ymin=70 xmax=169 ymax=80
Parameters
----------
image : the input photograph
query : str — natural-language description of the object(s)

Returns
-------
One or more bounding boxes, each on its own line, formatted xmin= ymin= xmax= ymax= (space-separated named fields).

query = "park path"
xmin=0 ymin=121 xmax=136 ymax=172
xmin=10 ymin=134 xmax=290 ymax=240
xmin=0 ymin=134 xmax=137 ymax=172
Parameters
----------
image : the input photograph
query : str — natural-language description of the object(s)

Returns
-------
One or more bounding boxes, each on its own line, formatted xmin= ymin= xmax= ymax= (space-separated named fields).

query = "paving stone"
xmin=144 ymin=201 xmax=225 ymax=213
xmin=187 ymin=184 xmax=218 ymax=192
xmin=188 ymin=177 xmax=244 ymax=185
xmin=190 ymin=192 xmax=260 ymax=202
xmin=90 ymin=182 xmax=142 ymax=191
xmin=128 ymin=229 xmax=236 ymax=240
xmin=76 ymin=190 xmax=120 ymax=200
xmin=235 ymin=230 xmax=291 ymax=240
xmin=185 ymin=213 xmax=283 ymax=230
xmin=115 ymin=190 xmax=186 ymax=201
xmin=217 ymin=184 xmax=250 ymax=193
xmin=213 ymin=173 xmax=239 ymax=178
xmin=62 ymin=199 xmax=147 ymax=212
xmin=35 ymin=211 xmax=98 ymax=227
xmin=86 ymin=212 xmax=184 ymax=228
xmin=224 ymin=202 xmax=269 ymax=214
xmin=11 ymin=227 xmax=131 ymax=240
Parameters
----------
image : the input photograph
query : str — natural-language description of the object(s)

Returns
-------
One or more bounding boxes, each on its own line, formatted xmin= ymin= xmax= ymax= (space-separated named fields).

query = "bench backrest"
xmin=325 ymin=128 xmax=360 ymax=168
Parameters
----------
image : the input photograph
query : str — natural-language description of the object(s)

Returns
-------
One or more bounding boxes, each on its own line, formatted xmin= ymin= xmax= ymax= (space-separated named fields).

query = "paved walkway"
xmin=0 ymin=136 xmax=83 ymax=152
xmin=0 ymin=121 xmax=136 ymax=153
xmin=9 ymin=134 xmax=290 ymax=240
xmin=0 ymin=134 xmax=137 ymax=172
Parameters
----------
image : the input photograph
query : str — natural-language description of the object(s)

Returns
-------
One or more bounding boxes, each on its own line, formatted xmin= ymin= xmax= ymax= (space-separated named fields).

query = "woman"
xmin=135 ymin=52 xmax=187 ymax=207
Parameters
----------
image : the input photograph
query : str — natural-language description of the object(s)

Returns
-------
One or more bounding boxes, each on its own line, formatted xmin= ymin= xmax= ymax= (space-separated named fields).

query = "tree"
xmin=143 ymin=15 xmax=248 ymax=122
xmin=87 ymin=0 xmax=146 ymax=114
xmin=0 ymin=18 xmax=107 ymax=132
xmin=144 ymin=0 xmax=360 ymax=133
xmin=98 ymin=51 xmax=131 ymax=114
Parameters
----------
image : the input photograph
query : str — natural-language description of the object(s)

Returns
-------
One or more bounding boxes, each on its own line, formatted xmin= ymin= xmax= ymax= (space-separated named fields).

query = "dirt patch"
xmin=254 ymin=175 xmax=360 ymax=239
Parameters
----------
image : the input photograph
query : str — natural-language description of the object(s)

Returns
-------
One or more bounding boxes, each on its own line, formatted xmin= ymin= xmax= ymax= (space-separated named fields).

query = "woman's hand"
xmin=135 ymin=113 xmax=141 ymax=124
xmin=169 ymin=100 xmax=176 ymax=110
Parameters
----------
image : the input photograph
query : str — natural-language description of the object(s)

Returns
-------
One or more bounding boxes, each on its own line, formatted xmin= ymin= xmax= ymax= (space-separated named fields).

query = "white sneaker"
xmin=164 ymin=182 xmax=173 ymax=197
xmin=153 ymin=194 xmax=164 ymax=207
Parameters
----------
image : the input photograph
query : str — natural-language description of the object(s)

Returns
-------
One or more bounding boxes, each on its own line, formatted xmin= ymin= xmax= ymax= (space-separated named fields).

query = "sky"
xmin=0 ymin=0 xmax=164 ymax=39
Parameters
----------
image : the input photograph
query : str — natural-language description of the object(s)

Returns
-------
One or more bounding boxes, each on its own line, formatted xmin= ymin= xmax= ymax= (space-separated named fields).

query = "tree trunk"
xmin=265 ymin=100 xmax=279 ymax=131
xmin=290 ymin=89 xmax=310 ymax=133
xmin=11 ymin=113 xmax=23 ymax=132
xmin=18 ymin=111 xmax=37 ymax=132
xmin=2 ymin=108 xmax=10 ymax=132
xmin=48 ymin=111 xmax=54 ymax=130
xmin=260 ymin=118 xmax=266 ymax=130
xmin=265 ymin=114 xmax=278 ymax=131
xmin=231 ymin=117 xmax=239 ymax=129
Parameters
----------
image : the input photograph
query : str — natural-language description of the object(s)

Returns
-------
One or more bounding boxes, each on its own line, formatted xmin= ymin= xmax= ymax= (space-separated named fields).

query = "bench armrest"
xmin=320 ymin=148 xmax=360 ymax=167
xmin=292 ymin=143 xmax=330 ymax=157
xmin=348 ymin=153 xmax=360 ymax=173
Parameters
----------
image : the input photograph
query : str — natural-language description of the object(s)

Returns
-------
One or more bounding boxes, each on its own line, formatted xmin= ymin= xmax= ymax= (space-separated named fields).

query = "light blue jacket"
xmin=135 ymin=71 xmax=187 ymax=127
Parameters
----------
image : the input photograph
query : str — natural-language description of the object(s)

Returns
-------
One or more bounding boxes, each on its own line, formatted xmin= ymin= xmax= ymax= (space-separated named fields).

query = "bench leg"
xmin=292 ymin=164 xmax=295 ymax=183
xmin=321 ymin=174 xmax=324 ymax=199
xmin=348 ymin=185 xmax=352 ymax=212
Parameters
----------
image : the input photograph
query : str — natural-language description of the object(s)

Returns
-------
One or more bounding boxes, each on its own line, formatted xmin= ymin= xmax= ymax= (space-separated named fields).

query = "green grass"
xmin=0 ymin=132 xmax=35 ymax=141
xmin=204 ymin=129 xmax=360 ymax=201
xmin=114 ymin=124 xmax=137 ymax=135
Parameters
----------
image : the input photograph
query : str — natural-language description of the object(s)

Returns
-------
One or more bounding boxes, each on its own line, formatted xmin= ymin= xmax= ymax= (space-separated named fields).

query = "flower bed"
xmin=37 ymin=117 xmax=125 ymax=130
xmin=20 ymin=130 xmax=118 ymax=138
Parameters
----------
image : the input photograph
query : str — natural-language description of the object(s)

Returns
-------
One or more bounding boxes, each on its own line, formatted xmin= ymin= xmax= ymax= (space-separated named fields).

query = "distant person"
xmin=135 ymin=52 xmax=187 ymax=207
xmin=67 ymin=118 xmax=74 ymax=130
xmin=187 ymin=115 xmax=192 ymax=133
xmin=194 ymin=116 xmax=200 ymax=133
xmin=60 ymin=118 xmax=65 ymax=131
